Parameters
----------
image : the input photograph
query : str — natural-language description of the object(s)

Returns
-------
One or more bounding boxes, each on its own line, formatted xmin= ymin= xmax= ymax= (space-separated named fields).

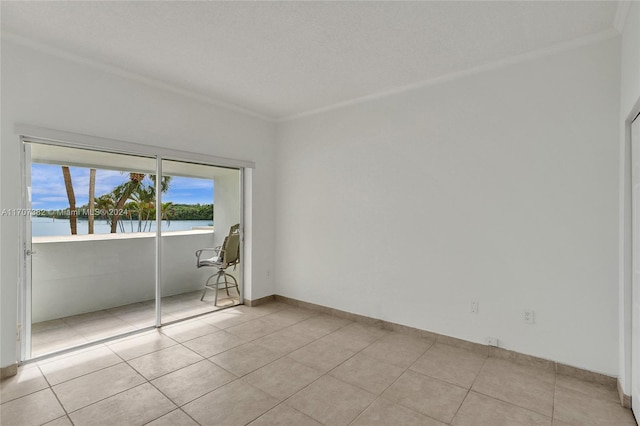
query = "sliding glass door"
xmin=22 ymin=141 xmax=244 ymax=359
xmin=26 ymin=143 xmax=157 ymax=357
xmin=160 ymin=159 xmax=242 ymax=323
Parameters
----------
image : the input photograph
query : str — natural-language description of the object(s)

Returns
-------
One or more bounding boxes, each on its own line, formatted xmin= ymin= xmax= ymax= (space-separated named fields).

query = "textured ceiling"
xmin=1 ymin=1 xmax=620 ymax=120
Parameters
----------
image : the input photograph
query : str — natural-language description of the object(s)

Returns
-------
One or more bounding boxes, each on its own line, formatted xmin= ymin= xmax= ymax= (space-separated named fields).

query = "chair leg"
xmin=224 ymin=274 xmax=231 ymax=296
xmin=214 ymin=272 xmax=223 ymax=306
xmin=226 ymin=274 xmax=239 ymax=299
xmin=201 ymin=273 xmax=216 ymax=301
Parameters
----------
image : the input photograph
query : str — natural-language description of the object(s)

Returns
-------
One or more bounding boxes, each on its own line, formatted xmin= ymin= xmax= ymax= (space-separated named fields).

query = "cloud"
xmin=30 ymin=163 xmax=215 ymax=209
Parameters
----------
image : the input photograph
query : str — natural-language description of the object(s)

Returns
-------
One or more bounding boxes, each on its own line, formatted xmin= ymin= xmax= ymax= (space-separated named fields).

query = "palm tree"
xmin=61 ymin=166 xmax=77 ymax=235
xmin=109 ymin=173 xmax=172 ymax=233
xmin=130 ymin=186 xmax=154 ymax=232
xmin=109 ymin=172 xmax=146 ymax=233
xmin=160 ymin=202 xmax=174 ymax=228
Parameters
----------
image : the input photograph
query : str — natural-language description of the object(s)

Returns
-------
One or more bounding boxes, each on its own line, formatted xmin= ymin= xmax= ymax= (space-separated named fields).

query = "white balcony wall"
xmin=212 ymin=173 xmax=241 ymax=248
xmin=32 ymin=231 xmax=222 ymax=322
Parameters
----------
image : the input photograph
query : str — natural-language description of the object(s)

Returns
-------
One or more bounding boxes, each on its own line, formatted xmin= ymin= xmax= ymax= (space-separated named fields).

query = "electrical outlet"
xmin=524 ymin=310 xmax=535 ymax=324
xmin=471 ymin=301 xmax=478 ymax=314
xmin=487 ymin=337 xmax=499 ymax=347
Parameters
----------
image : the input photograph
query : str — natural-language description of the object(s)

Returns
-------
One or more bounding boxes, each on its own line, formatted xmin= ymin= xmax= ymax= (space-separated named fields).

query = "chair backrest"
xmin=222 ymin=224 xmax=240 ymax=267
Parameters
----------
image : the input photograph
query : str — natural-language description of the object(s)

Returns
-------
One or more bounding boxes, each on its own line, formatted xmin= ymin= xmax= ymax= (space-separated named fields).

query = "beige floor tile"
xmin=244 ymin=357 xmax=322 ymax=400
xmin=62 ymin=309 xmax=113 ymax=325
xmin=410 ymin=343 xmax=487 ymax=389
xmin=362 ymin=332 xmax=433 ymax=368
xmin=252 ymin=327 xmax=316 ymax=357
xmin=38 ymin=345 xmax=122 ymax=385
xmin=159 ymin=319 xmax=220 ymax=343
xmin=128 ymin=344 xmax=204 ymax=380
xmin=352 ymin=398 xmax=447 ymax=426
xmin=104 ymin=302 xmax=148 ymax=316
xmin=71 ymin=316 xmax=135 ymax=340
xmin=210 ymin=342 xmax=282 ymax=376
xmin=200 ymin=307 xmax=268 ymax=329
xmin=226 ymin=317 xmax=288 ymax=341
xmin=43 ymin=415 xmax=74 ymax=425
xmin=32 ymin=327 xmax=89 ymax=357
xmin=145 ymin=409 xmax=199 ymax=425
xmin=382 ymin=370 xmax=467 ymax=423
xmin=112 ymin=308 xmax=156 ymax=326
xmin=32 ymin=318 xmax=67 ymax=333
xmin=552 ymin=420 xmax=573 ymax=426
xmin=243 ymin=302 xmax=292 ymax=315
xmin=52 ymin=362 xmax=145 ymax=412
xmin=323 ymin=322 xmax=389 ymax=352
xmin=0 ymin=363 xmax=48 ymax=403
xmin=249 ymin=404 xmax=323 ymax=426
xmin=69 ymin=383 xmax=175 ymax=426
xmin=452 ymin=391 xmax=551 ymax=426
xmin=107 ymin=330 xmax=178 ymax=360
xmin=265 ymin=308 xmax=318 ymax=327
xmin=182 ymin=330 xmax=246 ymax=357
xmin=288 ymin=338 xmax=357 ymax=373
xmin=0 ymin=388 xmax=65 ymax=426
xmin=472 ymin=357 xmax=555 ymax=417
xmin=287 ymin=314 xmax=351 ymax=339
xmin=286 ymin=375 xmax=376 ymax=425
xmin=182 ymin=379 xmax=279 ymax=426
xmin=169 ymin=304 xmax=225 ymax=320
xmin=555 ymin=374 xmax=619 ymax=404
xmin=329 ymin=352 xmax=405 ymax=395
xmin=151 ymin=359 xmax=236 ymax=406
xmin=553 ymin=385 xmax=637 ymax=426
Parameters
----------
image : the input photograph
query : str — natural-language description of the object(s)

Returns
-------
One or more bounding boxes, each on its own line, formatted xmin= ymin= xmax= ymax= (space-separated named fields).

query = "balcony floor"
xmin=31 ymin=290 xmax=239 ymax=358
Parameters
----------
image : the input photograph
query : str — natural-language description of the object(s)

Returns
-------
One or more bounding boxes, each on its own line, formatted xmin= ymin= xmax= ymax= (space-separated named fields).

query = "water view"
xmin=32 ymin=216 xmax=213 ymax=237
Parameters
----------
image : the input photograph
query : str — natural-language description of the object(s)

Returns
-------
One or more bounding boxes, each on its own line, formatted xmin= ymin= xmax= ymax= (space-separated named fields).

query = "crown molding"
xmin=1 ymin=31 xmax=277 ymax=123
xmin=279 ymin=29 xmax=620 ymax=122
xmin=614 ymin=0 xmax=632 ymax=33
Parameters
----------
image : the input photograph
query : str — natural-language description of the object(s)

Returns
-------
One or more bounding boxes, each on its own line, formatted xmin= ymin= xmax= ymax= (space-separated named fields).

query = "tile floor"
xmin=31 ymin=290 xmax=238 ymax=357
xmin=2 ymin=301 xmax=637 ymax=426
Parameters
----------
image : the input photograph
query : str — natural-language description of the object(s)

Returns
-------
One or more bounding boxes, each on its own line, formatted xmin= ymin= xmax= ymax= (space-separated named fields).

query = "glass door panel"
xmin=160 ymin=159 xmax=241 ymax=323
xmin=27 ymin=143 xmax=157 ymax=358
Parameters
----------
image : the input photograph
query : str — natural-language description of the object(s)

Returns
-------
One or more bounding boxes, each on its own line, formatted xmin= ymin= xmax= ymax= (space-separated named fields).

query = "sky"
xmin=31 ymin=163 xmax=214 ymax=210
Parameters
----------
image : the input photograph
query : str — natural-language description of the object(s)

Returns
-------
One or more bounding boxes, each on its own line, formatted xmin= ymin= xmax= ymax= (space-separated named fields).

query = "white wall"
xmin=33 ymin=231 xmax=217 ymax=322
xmin=618 ymin=1 xmax=640 ymax=394
xmin=0 ymin=38 xmax=277 ymax=367
xmin=276 ymin=38 xmax=621 ymax=375
xmin=620 ymin=3 xmax=640 ymax=119
xmin=213 ymin=173 xmax=241 ymax=248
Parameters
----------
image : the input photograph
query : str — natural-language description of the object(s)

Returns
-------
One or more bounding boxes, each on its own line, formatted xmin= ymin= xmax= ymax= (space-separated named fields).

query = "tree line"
xmin=56 ymin=168 xmax=213 ymax=234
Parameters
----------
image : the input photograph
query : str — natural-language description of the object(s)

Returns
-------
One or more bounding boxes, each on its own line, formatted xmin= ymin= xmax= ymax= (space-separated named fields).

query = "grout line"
xmin=230 ymin=314 xmax=389 ymax=425
xmin=344 ymin=353 xmax=424 ymax=426
xmin=448 ymin=350 xmax=490 ymax=424
xmin=138 ymin=306 xmax=357 ymax=424
xmin=35 ymin=362 xmax=73 ymax=423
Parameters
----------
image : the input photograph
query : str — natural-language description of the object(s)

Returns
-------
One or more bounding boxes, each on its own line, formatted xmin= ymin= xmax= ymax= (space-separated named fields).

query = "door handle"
xmin=25 ymin=249 xmax=36 ymax=256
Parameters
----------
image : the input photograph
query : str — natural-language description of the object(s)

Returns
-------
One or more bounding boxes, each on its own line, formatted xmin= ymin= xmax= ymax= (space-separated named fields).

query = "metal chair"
xmin=195 ymin=223 xmax=240 ymax=305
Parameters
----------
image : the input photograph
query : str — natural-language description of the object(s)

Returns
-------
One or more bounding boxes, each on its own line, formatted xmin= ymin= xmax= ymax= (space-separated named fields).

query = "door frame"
xmin=631 ymin=113 xmax=640 ymax=416
xmin=621 ymin=99 xmax=640 ymax=413
xmin=17 ymin=124 xmax=254 ymax=362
